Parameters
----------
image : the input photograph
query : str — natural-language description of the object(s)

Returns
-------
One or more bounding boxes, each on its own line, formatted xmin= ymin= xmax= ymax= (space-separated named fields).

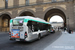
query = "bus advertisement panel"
xmin=11 ymin=29 xmax=20 ymax=38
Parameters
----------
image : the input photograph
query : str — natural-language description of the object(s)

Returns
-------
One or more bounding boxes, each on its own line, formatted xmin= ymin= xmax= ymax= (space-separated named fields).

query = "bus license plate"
xmin=16 ymin=39 xmax=20 ymax=41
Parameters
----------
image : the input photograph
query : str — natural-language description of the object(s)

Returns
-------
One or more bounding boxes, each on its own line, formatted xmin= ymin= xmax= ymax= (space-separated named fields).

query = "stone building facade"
xmin=0 ymin=0 xmax=74 ymax=32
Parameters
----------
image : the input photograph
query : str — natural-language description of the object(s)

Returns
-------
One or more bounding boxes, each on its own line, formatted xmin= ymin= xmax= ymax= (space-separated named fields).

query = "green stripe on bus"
xmin=24 ymin=19 xmax=29 ymax=22
xmin=24 ymin=19 xmax=49 ymax=24
xmin=10 ymin=19 xmax=12 ymax=23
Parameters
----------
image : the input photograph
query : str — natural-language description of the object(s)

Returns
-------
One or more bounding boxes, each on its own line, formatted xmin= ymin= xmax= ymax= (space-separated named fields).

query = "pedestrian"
xmin=64 ymin=27 xmax=66 ymax=32
xmin=58 ymin=27 xmax=59 ymax=31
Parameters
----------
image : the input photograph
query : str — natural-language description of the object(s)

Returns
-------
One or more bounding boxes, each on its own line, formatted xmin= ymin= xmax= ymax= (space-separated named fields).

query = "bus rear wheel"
xmin=38 ymin=34 xmax=41 ymax=40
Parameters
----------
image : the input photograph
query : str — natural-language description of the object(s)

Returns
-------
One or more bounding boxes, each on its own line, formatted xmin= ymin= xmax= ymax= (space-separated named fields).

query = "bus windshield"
xmin=13 ymin=18 xmax=24 ymax=26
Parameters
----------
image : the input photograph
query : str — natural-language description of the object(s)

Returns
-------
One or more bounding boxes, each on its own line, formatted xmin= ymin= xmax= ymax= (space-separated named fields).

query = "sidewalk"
xmin=0 ymin=32 xmax=9 ymax=34
xmin=44 ymin=31 xmax=75 ymax=50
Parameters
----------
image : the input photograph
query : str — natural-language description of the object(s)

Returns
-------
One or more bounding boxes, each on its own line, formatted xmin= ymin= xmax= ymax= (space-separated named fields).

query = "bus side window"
xmin=43 ymin=24 xmax=48 ymax=30
xmin=32 ymin=21 xmax=38 ymax=32
xmin=38 ymin=23 xmax=43 ymax=31
xmin=32 ymin=24 xmax=34 ymax=32
xmin=27 ymin=21 xmax=32 ymax=30
xmin=37 ymin=22 xmax=40 ymax=30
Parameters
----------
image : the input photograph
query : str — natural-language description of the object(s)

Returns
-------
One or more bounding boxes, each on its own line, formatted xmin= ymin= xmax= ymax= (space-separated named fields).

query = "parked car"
xmin=48 ymin=26 xmax=55 ymax=33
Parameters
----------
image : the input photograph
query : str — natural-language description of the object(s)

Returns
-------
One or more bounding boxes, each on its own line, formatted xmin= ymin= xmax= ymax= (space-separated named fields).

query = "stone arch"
xmin=0 ymin=12 xmax=12 ymax=18
xmin=0 ymin=13 xmax=11 ymax=32
xmin=44 ymin=8 xmax=66 ymax=27
xmin=19 ymin=9 xmax=35 ymax=17
xmin=44 ymin=6 xmax=67 ymax=19
xmin=47 ymin=13 xmax=65 ymax=22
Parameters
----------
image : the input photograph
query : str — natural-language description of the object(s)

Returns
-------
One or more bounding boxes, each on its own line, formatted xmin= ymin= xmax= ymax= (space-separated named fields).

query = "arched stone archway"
xmin=19 ymin=11 xmax=35 ymax=17
xmin=0 ymin=14 xmax=11 ymax=32
xmin=44 ymin=8 xmax=66 ymax=27
xmin=19 ymin=9 xmax=35 ymax=17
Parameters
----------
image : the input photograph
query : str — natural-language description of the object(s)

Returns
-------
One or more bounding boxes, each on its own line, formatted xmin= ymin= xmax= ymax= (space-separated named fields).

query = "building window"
xmin=52 ymin=0 xmax=56 ymax=2
xmin=25 ymin=0 xmax=29 ymax=5
xmin=5 ymin=0 xmax=8 ymax=8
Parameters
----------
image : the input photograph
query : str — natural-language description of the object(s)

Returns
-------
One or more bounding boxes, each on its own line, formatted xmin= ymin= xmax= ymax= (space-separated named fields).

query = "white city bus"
xmin=9 ymin=16 xmax=51 ymax=42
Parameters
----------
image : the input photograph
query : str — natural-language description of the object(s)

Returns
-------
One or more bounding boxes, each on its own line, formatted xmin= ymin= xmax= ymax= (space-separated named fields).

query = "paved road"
xmin=0 ymin=31 xmax=62 ymax=50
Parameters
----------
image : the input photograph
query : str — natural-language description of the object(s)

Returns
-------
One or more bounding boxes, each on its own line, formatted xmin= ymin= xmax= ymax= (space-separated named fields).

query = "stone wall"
xmin=0 ymin=0 xmax=5 ymax=9
xmin=0 ymin=0 xmax=75 ymax=31
xmin=8 ymin=0 xmax=13 ymax=8
xmin=19 ymin=0 xmax=25 ymax=6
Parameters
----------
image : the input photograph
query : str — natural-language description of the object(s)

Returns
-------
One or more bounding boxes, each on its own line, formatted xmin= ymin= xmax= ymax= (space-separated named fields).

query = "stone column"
xmin=66 ymin=2 xmax=74 ymax=30
xmin=13 ymin=0 xmax=19 ymax=8
xmin=74 ymin=0 xmax=75 ymax=30
xmin=12 ymin=10 xmax=18 ymax=18
xmin=0 ymin=17 xmax=2 ymax=31
xmin=35 ymin=7 xmax=44 ymax=19
xmin=36 ymin=0 xmax=43 ymax=4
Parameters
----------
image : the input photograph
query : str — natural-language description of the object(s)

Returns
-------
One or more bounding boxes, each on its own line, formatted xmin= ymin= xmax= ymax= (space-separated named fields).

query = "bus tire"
xmin=38 ymin=34 xmax=41 ymax=40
